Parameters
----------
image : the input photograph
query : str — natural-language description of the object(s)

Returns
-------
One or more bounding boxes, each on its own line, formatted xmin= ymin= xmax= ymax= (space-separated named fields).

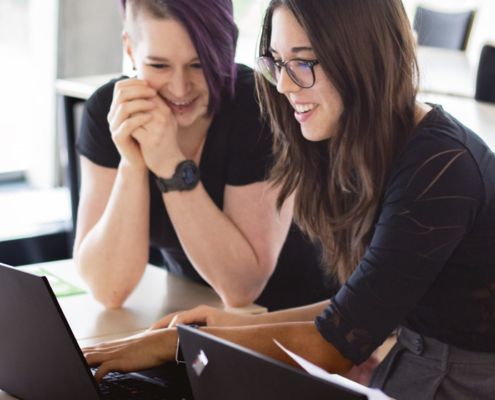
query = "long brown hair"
xmin=257 ymin=0 xmax=419 ymax=284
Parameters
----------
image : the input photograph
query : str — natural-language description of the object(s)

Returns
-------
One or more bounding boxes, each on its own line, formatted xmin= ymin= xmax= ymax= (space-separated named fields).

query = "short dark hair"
xmin=121 ymin=0 xmax=238 ymax=115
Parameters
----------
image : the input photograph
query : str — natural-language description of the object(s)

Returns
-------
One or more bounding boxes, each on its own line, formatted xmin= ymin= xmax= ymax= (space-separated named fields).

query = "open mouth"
xmin=167 ymin=99 xmax=194 ymax=107
xmin=294 ymin=103 xmax=317 ymax=114
xmin=162 ymin=95 xmax=199 ymax=114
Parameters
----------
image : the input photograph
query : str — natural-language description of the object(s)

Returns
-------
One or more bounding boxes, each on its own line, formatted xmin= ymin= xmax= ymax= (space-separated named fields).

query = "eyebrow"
xmin=145 ymin=56 xmax=200 ymax=63
xmin=268 ymin=46 xmax=314 ymax=54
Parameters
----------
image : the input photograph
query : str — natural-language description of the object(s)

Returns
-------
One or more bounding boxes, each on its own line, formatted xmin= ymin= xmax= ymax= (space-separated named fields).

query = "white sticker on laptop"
xmin=192 ymin=349 xmax=209 ymax=376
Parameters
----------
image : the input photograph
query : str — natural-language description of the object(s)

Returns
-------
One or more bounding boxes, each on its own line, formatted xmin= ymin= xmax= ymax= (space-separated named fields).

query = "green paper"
xmin=28 ymin=267 xmax=86 ymax=297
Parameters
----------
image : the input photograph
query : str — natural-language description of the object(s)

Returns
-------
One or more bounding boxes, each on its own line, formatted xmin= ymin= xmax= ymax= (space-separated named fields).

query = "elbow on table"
xmin=218 ymin=281 xmax=266 ymax=308
xmin=219 ymin=261 xmax=274 ymax=307
xmin=91 ymin=287 xmax=133 ymax=310
xmin=220 ymin=292 xmax=259 ymax=308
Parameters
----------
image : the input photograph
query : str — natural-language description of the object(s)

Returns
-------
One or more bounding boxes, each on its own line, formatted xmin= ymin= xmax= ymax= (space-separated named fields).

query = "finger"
xmin=154 ymin=94 xmax=174 ymax=116
xmin=149 ymin=311 xmax=183 ymax=331
xmin=94 ymin=360 xmax=123 ymax=384
xmin=84 ymin=351 xmax=113 ymax=367
xmin=112 ymin=113 xmax=152 ymax=146
xmin=114 ymin=78 xmax=149 ymax=89
xmin=108 ymin=84 xmax=157 ymax=123
xmin=110 ymin=99 xmax=156 ymax=132
xmin=168 ymin=307 xmax=209 ymax=328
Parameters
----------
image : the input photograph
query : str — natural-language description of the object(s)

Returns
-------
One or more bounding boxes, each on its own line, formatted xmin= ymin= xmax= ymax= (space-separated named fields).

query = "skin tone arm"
xmin=149 ymin=301 xmax=332 ymax=330
xmin=83 ymin=321 xmax=353 ymax=384
xmin=158 ymin=181 xmax=293 ymax=307
xmin=75 ymin=78 xmax=294 ymax=308
xmin=130 ymin=80 xmax=294 ymax=307
xmin=74 ymin=80 xmax=156 ymax=309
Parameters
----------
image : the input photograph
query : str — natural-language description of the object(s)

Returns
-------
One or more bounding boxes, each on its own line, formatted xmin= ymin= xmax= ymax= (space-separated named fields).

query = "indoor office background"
xmin=0 ymin=0 xmax=494 ymax=266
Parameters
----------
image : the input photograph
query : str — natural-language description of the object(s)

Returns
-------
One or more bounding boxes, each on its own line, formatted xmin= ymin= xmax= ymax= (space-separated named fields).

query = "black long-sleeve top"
xmin=316 ymin=105 xmax=495 ymax=365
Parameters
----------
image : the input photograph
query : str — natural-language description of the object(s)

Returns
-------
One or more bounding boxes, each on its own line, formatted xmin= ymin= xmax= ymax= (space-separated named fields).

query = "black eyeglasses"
xmin=255 ymin=57 xmax=320 ymax=89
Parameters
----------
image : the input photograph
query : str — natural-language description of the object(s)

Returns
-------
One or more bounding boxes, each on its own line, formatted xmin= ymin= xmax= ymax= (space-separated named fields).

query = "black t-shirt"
xmin=77 ymin=64 xmax=336 ymax=311
xmin=316 ymin=105 xmax=495 ymax=364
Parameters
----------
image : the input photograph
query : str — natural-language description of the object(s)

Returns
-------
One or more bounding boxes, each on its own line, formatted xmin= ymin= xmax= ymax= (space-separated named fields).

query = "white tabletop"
xmin=0 ymin=259 xmax=266 ymax=400
xmin=417 ymin=46 xmax=477 ymax=99
xmin=55 ymin=73 xmax=122 ymax=100
xmin=418 ymin=92 xmax=495 ymax=151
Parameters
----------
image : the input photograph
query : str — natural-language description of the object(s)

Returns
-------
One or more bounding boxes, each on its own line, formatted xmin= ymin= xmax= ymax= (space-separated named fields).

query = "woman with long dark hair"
xmin=74 ymin=0 xmax=334 ymax=312
xmin=84 ymin=0 xmax=495 ymax=397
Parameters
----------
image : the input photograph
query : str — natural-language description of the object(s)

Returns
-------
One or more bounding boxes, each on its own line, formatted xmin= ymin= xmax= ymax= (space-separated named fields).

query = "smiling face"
xmin=124 ymin=13 xmax=210 ymax=129
xmin=269 ymin=7 xmax=344 ymax=141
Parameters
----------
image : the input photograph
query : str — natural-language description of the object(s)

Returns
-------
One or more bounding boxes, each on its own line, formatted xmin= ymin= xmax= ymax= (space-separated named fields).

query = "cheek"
xmin=195 ymin=76 xmax=209 ymax=96
xmin=138 ymin=71 xmax=163 ymax=90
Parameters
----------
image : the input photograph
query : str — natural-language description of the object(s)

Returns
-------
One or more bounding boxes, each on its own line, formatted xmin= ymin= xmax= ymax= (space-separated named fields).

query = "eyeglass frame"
xmin=255 ymin=56 xmax=320 ymax=89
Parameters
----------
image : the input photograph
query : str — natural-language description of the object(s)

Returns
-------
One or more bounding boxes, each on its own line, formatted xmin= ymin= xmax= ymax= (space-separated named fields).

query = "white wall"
xmin=57 ymin=0 xmax=123 ymax=79
xmin=25 ymin=0 xmax=58 ymax=189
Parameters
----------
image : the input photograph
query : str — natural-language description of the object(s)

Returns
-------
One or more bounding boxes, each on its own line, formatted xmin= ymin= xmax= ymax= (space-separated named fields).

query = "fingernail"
xmin=148 ymin=88 xmax=156 ymax=94
xmin=149 ymin=101 xmax=156 ymax=107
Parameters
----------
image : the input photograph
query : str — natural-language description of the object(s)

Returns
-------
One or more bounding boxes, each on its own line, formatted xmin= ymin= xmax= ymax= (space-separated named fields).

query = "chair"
xmin=475 ymin=43 xmax=495 ymax=104
xmin=413 ymin=6 xmax=476 ymax=51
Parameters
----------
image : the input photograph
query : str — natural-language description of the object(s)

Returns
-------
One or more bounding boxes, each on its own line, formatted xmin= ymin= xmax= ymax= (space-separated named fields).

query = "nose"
xmin=168 ymin=68 xmax=191 ymax=98
xmin=276 ymin=67 xmax=301 ymax=94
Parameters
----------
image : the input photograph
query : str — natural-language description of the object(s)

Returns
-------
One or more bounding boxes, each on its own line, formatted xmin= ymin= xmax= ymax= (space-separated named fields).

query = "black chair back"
xmin=413 ymin=6 xmax=475 ymax=51
xmin=475 ymin=44 xmax=495 ymax=104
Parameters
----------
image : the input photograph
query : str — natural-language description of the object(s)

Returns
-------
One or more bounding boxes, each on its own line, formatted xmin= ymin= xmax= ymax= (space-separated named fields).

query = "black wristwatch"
xmin=155 ymin=160 xmax=200 ymax=193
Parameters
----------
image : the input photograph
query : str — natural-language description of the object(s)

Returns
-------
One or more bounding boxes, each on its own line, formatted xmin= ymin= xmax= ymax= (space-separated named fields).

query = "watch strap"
xmin=155 ymin=160 xmax=200 ymax=193
xmin=155 ymin=176 xmax=182 ymax=193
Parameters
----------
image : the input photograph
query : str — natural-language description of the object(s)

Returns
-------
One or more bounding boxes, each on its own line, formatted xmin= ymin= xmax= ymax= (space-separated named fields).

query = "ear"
xmin=123 ymin=32 xmax=136 ymax=69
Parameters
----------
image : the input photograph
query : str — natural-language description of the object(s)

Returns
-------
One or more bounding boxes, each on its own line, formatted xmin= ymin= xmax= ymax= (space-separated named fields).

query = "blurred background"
xmin=0 ymin=0 xmax=494 ymax=265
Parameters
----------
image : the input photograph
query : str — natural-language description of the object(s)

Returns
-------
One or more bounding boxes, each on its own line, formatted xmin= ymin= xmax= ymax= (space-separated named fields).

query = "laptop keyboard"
xmin=92 ymin=368 xmax=193 ymax=400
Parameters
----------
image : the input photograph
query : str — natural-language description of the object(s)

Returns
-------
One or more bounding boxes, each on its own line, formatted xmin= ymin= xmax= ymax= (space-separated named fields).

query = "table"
xmin=417 ymin=46 xmax=476 ymax=98
xmin=417 ymin=92 xmax=495 ymax=151
xmin=0 ymin=259 xmax=266 ymax=400
xmin=55 ymin=74 xmax=122 ymax=101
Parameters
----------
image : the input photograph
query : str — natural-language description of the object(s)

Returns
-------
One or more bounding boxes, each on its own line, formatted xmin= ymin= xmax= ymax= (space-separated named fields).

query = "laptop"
xmin=0 ymin=262 xmax=193 ymax=400
xmin=177 ymin=325 xmax=368 ymax=400
xmin=0 ymin=261 xmax=369 ymax=400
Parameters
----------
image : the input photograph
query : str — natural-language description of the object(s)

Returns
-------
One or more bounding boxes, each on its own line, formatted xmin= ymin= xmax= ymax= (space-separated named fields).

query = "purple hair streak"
xmin=121 ymin=0 xmax=238 ymax=115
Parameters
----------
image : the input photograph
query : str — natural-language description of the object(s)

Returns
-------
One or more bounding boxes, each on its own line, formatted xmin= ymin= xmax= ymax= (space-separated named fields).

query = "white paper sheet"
xmin=273 ymin=339 xmax=390 ymax=400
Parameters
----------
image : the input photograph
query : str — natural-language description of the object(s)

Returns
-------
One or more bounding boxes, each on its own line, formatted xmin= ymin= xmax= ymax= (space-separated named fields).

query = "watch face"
xmin=182 ymin=167 xmax=198 ymax=185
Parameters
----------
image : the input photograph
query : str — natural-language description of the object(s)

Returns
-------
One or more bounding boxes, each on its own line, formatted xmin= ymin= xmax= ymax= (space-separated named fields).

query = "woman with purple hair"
xmin=73 ymin=0 xmax=334 ymax=313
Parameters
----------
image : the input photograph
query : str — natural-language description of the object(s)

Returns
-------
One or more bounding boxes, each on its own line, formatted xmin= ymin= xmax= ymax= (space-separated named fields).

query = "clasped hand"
xmin=108 ymin=78 xmax=185 ymax=177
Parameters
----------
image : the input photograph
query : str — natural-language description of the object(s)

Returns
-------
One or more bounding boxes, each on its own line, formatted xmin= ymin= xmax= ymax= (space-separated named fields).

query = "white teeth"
xmin=169 ymin=99 xmax=193 ymax=106
xmin=294 ymin=103 xmax=316 ymax=114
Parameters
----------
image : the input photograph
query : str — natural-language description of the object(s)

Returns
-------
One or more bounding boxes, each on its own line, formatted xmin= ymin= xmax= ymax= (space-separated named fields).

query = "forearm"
xmin=202 ymin=322 xmax=353 ymax=374
xmin=246 ymin=300 xmax=331 ymax=325
xmin=75 ymin=163 xmax=150 ymax=308
xmin=163 ymin=184 xmax=271 ymax=306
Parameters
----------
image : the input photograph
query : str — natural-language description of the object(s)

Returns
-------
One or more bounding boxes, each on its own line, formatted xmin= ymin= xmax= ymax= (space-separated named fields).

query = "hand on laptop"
xmin=149 ymin=305 xmax=257 ymax=331
xmin=82 ymin=328 xmax=178 ymax=383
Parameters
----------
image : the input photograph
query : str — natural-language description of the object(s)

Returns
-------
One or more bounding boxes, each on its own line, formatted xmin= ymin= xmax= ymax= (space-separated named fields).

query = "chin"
xmin=301 ymin=125 xmax=332 ymax=142
xmin=175 ymin=114 xmax=196 ymax=127
xmin=175 ymin=108 xmax=206 ymax=128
